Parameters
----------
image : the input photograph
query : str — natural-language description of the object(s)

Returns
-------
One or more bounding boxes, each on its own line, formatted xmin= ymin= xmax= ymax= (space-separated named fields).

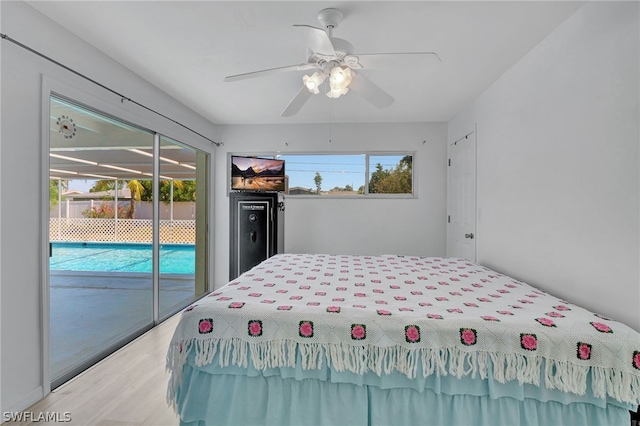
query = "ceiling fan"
xmin=224 ymin=8 xmax=441 ymax=117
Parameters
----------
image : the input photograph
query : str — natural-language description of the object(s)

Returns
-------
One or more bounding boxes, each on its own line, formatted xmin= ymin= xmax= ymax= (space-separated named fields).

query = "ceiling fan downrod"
xmin=317 ymin=8 xmax=344 ymax=37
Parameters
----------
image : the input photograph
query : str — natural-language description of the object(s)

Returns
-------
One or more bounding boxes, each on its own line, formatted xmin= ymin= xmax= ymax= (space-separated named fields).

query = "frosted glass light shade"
xmin=327 ymin=66 xmax=353 ymax=98
xmin=303 ymin=72 xmax=325 ymax=94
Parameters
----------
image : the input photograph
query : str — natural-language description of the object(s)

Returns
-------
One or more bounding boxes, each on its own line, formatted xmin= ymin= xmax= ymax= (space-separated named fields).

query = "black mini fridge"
xmin=229 ymin=192 xmax=279 ymax=280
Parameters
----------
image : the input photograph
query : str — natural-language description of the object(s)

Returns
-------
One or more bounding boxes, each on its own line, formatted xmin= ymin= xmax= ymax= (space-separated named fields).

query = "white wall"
xmin=448 ymin=2 xmax=640 ymax=331
xmin=0 ymin=1 xmax=217 ymax=413
xmin=214 ymin=122 xmax=448 ymax=287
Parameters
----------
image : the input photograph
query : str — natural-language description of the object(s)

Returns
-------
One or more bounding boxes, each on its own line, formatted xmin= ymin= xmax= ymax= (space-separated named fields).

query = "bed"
xmin=167 ymin=254 xmax=640 ymax=425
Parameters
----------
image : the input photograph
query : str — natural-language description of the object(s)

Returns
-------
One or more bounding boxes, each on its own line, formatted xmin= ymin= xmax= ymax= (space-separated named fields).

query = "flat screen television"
xmin=230 ymin=155 xmax=286 ymax=192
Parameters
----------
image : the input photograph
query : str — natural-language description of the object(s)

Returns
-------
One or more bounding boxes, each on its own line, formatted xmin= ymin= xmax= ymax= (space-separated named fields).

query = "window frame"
xmin=229 ymin=151 xmax=417 ymax=199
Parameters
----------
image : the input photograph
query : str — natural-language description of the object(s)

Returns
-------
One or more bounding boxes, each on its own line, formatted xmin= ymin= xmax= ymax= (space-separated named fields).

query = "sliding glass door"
xmin=48 ymin=95 xmax=209 ymax=387
xmin=158 ymin=136 xmax=208 ymax=319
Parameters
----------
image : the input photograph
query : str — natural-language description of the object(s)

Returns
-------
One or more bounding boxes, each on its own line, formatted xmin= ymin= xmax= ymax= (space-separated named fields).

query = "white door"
xmin=447 ymin=131 xmax=476 ymax=261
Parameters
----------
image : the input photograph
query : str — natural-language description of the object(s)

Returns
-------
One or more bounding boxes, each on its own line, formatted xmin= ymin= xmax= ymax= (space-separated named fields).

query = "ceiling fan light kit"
xmin=327 ymin=65 xmax=353 ymax=98
xmin=224 ymin=8 xmax=440 ymax=117
xmin=303 ymin=71 xmax=325 ymax=94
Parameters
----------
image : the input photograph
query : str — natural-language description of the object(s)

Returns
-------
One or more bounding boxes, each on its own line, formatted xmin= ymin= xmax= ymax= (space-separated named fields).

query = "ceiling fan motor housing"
xmin=317 ymin=8 xmax=344 ymax=31
xmin=308 ymin=37 xmax=354 ymax=64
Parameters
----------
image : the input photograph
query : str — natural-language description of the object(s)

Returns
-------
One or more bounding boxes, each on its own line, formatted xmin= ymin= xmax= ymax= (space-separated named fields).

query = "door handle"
xmin=465 ymin=233 xmax=474 ymax=239
xmin=250 ymin=231 xmax=257 ymax=243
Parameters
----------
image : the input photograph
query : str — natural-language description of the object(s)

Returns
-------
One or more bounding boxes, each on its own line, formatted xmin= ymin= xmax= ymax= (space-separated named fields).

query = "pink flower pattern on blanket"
xmin=405 ymin=325 xmax=421 ymax=343
xmin=520 ymin=333 xmax=537 ymax=351
xmin=481 ymin=315 xmax=500 ymax=322
xmin=590 ymin=322 xmax=613 ymax=333
xmin=460 ymin=328 xmax=477 ymax=346
xmin=299 ymin=321 xmax=314 ymax=338
xmin=248 ymin=320 xmax=262 ymax=336
xmin=577 ymin=342 xmax=591 ymax=360
xmin=535 ymin=317 xmax=556 ymax=328
xmin=351 ymin=324 xmax=366 ymax=340
xmin=198 ymin=319 xmax=213 ymax=334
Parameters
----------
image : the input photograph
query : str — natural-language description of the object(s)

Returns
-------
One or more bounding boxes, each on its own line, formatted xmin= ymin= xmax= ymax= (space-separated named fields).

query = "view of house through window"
xmin=277 ymin=153 xmax=413 ymax=195
xmin=48 ymin=95 xmax=209 ymax=388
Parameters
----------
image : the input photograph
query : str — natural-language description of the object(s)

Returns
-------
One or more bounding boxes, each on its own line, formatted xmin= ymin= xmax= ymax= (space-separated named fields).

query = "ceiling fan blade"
xmin=224 ymin=63 xmax=319 ymax=82
xmin=345 ymin=52 xmax=441 ymax=70
xmin=293 ymin=24 xmax=336 ymax=57
xmin=281 ymin=86 xmax=313 ymax=117
xmin=348 ymin=73 xmax=394 ymax=109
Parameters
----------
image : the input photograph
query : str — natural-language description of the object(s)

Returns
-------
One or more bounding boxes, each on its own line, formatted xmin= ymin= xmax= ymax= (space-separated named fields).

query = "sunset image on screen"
xmin=231 ymin=156 xmax=285 ymax=191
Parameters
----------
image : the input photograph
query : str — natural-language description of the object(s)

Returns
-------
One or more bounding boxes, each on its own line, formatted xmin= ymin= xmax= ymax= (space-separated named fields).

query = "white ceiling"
xmin=27 ymin=1 xmax=583 ymax=125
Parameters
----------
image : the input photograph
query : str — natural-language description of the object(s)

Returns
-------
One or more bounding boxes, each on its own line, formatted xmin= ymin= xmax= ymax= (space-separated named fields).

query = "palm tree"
xmin=139 ymin=179 xmax=189 ymax=203
xmin=90 ymin=179 xmax=145 ymax=219
xmin=49 ymin=179 xmax=68 ymax=209
xmin=90 ymin=179 xmax=121 ymax=193
xmin=125 ymin=180 xmax=145 ymax=219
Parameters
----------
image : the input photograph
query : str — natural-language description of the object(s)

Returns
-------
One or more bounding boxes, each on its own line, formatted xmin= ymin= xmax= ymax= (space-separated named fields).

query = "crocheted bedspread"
xmin=167 ymin=254 xmax=640 ymax=406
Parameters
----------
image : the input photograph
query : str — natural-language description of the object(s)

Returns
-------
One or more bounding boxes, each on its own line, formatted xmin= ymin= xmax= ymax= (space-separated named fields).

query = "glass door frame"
xmin=41 ymin=77 xmax=215 ymax=393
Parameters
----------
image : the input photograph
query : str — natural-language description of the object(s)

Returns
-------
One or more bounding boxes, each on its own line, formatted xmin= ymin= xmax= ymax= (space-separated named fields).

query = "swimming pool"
xmin=50 ymin=242 xmax=195 ymax=274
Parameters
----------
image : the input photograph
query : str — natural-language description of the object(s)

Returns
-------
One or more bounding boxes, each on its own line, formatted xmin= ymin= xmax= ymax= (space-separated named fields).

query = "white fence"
xmin=50 ymin=201 xmax=196 ymax=220
xmin=49 ymin=218 xmax=196 ymax=244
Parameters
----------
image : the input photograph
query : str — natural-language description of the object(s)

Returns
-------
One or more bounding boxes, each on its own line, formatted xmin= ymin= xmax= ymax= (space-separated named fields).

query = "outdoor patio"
xmin=50 ymin=271 xmax=195 ymax=380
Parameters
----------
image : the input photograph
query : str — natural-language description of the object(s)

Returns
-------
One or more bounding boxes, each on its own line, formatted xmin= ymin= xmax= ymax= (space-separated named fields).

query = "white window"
xmin=277 ymin=153 xmax=414 ymax=196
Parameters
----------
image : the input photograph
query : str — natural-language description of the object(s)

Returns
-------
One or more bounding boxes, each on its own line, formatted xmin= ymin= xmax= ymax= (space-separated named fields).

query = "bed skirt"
xmin=174 ymin=352 xmax=632 ymax=426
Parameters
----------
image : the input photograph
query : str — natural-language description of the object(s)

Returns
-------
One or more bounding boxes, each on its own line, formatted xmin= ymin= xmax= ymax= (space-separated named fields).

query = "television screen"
xmin=231 ymin=155 xmax=285 ymax=192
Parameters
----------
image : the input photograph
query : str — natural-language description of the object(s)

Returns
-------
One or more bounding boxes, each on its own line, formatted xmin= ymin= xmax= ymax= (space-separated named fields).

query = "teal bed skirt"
xmin=173 ymin=351 xmax=633 ymax=426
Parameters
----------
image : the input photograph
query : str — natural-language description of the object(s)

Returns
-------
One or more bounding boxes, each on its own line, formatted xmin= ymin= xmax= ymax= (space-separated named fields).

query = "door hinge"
xmin=448 ymin=159 xmax=451 ymax=166
xmin=448 ymin=215 xmax=450 ymax=223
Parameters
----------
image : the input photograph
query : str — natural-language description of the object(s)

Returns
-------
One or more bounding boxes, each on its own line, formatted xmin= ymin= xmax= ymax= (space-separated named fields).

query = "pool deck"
xmin=50 ymin=271 xmax=195 ymax=380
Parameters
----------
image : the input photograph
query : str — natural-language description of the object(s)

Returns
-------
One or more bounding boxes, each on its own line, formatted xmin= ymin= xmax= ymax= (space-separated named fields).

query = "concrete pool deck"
xmin=50 ymin=271 xmax=196 ymax=380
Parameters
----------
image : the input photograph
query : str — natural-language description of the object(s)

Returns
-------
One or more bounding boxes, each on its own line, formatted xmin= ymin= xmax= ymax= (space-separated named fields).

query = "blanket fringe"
xmin=166 ymin=338 xmax=640 ymax=409
xmin=165 ymin=339 xmax=192 ymax=410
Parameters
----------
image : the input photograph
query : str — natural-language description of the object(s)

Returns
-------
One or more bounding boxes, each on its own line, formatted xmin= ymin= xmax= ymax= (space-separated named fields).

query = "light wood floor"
xmin=6 ymin=314 xmax=181 ymax=426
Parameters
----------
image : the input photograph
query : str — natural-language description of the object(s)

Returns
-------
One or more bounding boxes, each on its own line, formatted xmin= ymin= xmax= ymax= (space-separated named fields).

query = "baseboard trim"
xmin=1 ymin=385 xmax=45 ymax=415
